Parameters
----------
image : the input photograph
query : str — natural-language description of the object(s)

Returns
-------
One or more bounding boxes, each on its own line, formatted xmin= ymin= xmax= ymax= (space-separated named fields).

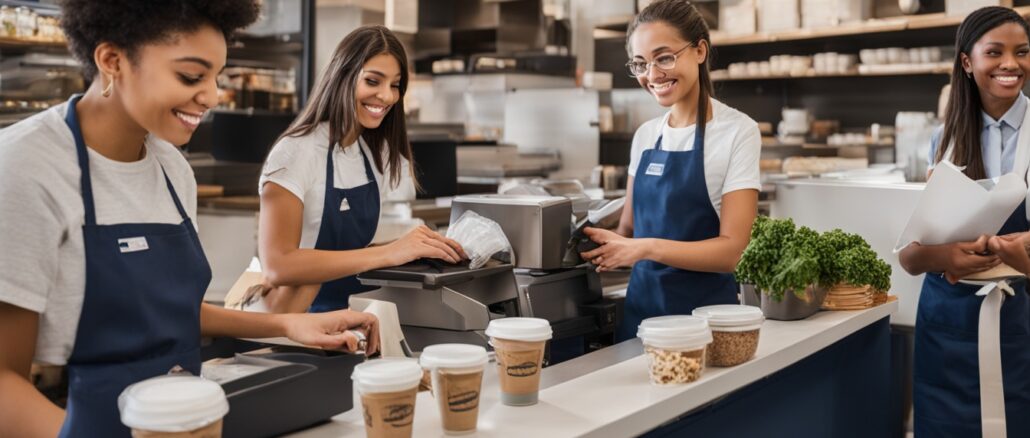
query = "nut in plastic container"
xmin=637 ymin=315 xmax=712 ymax=385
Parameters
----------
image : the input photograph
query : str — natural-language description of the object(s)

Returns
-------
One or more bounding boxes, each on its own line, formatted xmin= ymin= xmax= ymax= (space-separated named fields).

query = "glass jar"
xmin=15 ymin=7 xmax=36 ymax=40
xmin=0 ymin=6 xmax=16 ymax=38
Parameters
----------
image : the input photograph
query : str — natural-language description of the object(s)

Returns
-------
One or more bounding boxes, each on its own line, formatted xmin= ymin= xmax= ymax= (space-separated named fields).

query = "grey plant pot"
xmin=760 ymin=284 xmax=828 ymax=321
xmin=739 ymin=283 xmax=761 ymax=307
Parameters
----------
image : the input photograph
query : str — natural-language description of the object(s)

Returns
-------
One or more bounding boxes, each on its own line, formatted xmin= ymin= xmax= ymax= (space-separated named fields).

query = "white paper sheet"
xmin=893 ymin=160 xmax=1027 ymax=252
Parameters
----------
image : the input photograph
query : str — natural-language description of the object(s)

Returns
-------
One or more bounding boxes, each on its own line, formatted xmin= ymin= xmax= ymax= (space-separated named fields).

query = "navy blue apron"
xmin=616 ymin=117 xmax=738 ymax=342
xmin=914 ymin=202 xmax=1030 ymax=437
xmin=308 ymin=140 xmax=380 ymax=312
xmin=58 ymin=95 xmax=211 ymax=437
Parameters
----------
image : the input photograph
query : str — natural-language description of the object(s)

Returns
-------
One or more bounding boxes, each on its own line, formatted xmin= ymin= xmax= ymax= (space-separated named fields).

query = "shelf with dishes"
xmin=710 ymin=6 xmax=1030 ymax=47
xmin=713 ymin=47 xmax=951 ymax=81
xmin=713 ymin=64 xmax=950 ymax=81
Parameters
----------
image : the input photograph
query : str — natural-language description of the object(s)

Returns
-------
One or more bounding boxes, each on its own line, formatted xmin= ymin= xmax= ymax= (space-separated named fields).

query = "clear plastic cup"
xmin=118 ymin=375 xmax=228 ymax=438
xmin=420 ymin=344 xmax=489 ymax=435
xmin=485 ymin=317 xmax=553 ymax=406
xmin=693 ymin=305 xmax=764 ymax=367
xmin=352 ymin=359 xmax=423 ymax=438
xmin=637 ymin=315 xmax=712 ymax=385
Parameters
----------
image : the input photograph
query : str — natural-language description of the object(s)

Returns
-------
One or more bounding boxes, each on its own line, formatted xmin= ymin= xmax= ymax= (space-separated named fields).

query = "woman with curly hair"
xmin=0 ymin=2 xmax=380 ymax=436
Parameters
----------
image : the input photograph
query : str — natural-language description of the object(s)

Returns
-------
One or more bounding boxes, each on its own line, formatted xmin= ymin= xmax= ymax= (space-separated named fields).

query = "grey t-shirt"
xmin=0 ymin=102 xmax=197 ymax=365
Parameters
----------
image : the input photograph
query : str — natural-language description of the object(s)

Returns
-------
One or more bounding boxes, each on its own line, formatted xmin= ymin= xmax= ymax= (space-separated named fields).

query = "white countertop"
xmin=289 ymin=302 xmax=897 ymax=438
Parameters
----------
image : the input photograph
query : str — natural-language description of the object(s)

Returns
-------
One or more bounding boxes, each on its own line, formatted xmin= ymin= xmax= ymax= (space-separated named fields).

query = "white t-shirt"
xmin=259 ymin=123 xmax=415 ymax=249
xmin=0 ymin=102 xmax=198 ymax=365
xmin=628 ymin=98 xmax=762 ymax=216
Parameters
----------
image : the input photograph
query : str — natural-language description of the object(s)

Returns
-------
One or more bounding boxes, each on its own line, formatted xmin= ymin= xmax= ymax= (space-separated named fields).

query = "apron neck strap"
xmin=326 ymin=136 xmax=378 ymax=190
xmin=65 ymin=95 xmax=98 ymax=226
xmin=64 ymin=95 xmax=189 ymax=226
xmin=655 ymin=111 xmax=705 ymax=153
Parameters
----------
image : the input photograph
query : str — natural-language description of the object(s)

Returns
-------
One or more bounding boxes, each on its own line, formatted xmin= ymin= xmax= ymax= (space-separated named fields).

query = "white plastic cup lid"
xmin=352 ymin=359 xmax=423 ymax=394
xmin=637 ymin=315 xmax=712 ymax=349
xmin=485 ymin=317 xmax=553 ymax=342
xmin=118 ymin=375 xmax=228 ymax=433
xmin=419 ymin=344 xmax=489 ymax=370
xmin=692 ymin=305 xmax=765 ymax=329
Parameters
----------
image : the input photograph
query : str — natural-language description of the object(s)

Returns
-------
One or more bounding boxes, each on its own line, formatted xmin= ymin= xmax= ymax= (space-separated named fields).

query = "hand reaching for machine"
xmin=579 ymin=227 xmax=648 ymax=272
xmin=281 ymin=310 xmax=380 ymax=356
xmin=385 ymin=225 xmax=467 ymax=265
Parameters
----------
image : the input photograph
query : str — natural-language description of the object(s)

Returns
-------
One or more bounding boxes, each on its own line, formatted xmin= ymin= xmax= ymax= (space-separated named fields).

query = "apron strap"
xmin=975 ymin=280 xmax=1011 ymax=438
xmin=65 ymin=95 xmax=189 ymax=225
xmin=159 ymin=166 xmax=190 ymax=222
xmin=326 ymin=138 xmax=378 ymax=192
xmin=65 ymin=95 xmax=99 ymax=226
xmin=653 ymin=110 xmax=705 ymax=153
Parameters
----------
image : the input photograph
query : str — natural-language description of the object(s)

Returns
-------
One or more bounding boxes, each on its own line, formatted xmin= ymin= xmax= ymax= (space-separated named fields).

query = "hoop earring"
xmin=102 ymin=75 xmax=114 ymax=97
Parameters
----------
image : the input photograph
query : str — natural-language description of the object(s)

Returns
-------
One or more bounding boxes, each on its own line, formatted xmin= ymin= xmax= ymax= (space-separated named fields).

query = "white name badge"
xmin=118 ymin=237 xmax=149 ymax=253
xmin=645 ymin=163 xmax=665 ymax=176
xmin=340 ymin=198 xmax=351 ymax=211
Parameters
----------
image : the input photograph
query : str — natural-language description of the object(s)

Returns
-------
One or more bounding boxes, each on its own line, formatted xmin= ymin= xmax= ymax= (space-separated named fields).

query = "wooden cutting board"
xmin=964 ymin=263 xmax=1025 ymax=282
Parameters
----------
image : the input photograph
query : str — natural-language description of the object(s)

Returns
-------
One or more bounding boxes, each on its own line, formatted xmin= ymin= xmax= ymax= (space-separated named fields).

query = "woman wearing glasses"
xmin=580 ymin=0 xmax=760 ymax=341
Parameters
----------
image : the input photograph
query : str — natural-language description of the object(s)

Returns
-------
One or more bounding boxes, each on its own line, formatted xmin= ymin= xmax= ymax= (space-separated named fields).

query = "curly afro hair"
xmin=59 ymin=0 xmax=261 ymax=79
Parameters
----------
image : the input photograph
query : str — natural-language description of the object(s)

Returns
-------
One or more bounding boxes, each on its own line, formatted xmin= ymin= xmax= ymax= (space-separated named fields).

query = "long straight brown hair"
xmin=937 ymin=7 xmax=1030 ymax=179
xmin=279 ymin=25 xmax=413 ymax=188
xmin=625 ymin=0 xmax=714 ymax=139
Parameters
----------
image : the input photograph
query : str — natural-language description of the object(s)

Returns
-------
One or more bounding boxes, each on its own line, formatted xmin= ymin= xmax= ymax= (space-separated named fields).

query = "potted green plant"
xmin=819 ymin=229 xmax=892 ymax=310
xmin=735 ymin=217 xmax=892 ymax=319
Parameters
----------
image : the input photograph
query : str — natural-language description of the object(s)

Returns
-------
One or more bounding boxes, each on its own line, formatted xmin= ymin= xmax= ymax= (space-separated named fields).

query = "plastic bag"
xmin=446 ymin=210 xmax=514 ymax=269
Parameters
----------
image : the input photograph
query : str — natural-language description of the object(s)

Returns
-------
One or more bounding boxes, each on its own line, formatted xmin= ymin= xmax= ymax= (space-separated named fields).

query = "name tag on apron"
xmin=118 ymin=237 xmax=149 ymax=253
xmin=340 ymin=198 xmax=351 ymax=211
xmin=645 ymin=163 xmax=665 ymax=176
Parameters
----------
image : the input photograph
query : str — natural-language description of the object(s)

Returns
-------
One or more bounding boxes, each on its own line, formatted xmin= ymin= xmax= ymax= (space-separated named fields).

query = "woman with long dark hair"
xmin=899 ymin=6 xmax=1030 ymax=436
xmin=580 ymin=0 xmax=760 ymax=340
xmin=256 ymin=25 xmax=465 ymax=313
xmin=0 ymin=2 xmax=380 ymax=436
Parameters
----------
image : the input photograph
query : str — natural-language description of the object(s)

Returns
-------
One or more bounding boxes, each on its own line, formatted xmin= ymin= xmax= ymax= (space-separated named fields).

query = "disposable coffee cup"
xmin=419 ymin=344 xmax=489 ymax=435
xmin=118 ymin=375 xmax=229 ymax=438
xmin=485 ymin=317 xmax=552 ymax=406
xmin=352 ymin=359 xmax=423 ymax=438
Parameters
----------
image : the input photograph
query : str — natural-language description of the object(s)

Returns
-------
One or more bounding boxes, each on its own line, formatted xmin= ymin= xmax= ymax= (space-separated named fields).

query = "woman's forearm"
xmin=262 ymin=245 xmax=393 ymax=287
xmin=644 ymin=235 xmax=748 ymax=273
xmin=200 ymin=304 xmax=288 ymax=339
xmin=899 ymin=243 xmax=950 ymax=276
xmin=0 ymin=370 xmax=64 ymax=438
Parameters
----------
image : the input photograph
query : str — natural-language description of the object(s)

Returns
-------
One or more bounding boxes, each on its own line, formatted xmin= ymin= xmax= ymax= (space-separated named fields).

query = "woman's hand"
xmin=940 ymin=235 xmax=1001 ymax=283
xmin=988 ymin=232 xmax=1030 ymax=276
xmin=281 ymin=310 xmax=380 ymax=356
xmin=579 ymin=227 xmax=649 ymax=272
xmin=384 ymin=225 xmax=467 ymax=266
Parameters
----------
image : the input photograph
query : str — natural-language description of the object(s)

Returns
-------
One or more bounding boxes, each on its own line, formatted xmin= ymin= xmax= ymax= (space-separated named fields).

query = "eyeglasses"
xmin=626 ymin=44 xmax=693 ymax=77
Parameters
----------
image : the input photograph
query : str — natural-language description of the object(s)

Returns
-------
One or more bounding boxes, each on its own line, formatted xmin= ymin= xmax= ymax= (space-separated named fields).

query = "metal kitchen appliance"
xmin=353 ymin=194 xmax=620 ymax=361
xmin=354 ymin=260 xmax=522 ymax=352
xmin=450 ymin=194 xmax=619 ymax=361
